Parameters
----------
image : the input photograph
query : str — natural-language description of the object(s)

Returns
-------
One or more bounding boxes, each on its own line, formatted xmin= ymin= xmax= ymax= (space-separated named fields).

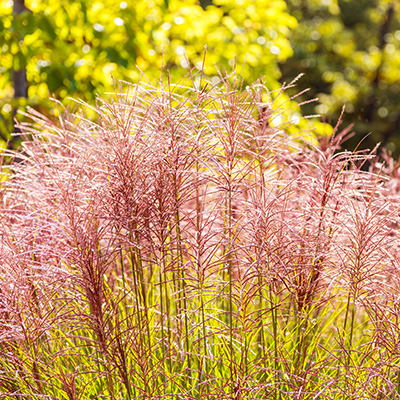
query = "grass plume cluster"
xmin=1 ymin=71 xmax=400 ymax=399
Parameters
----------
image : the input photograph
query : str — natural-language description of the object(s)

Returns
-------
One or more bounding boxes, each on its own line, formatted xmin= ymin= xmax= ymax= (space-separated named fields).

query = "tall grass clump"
xmin=1 ymin=69 xmax=400 ymax=399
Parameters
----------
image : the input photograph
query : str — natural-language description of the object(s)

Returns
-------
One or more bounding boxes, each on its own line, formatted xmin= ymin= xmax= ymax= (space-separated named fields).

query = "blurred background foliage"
xmin=0 ymin=0 xmax=399 ymax=154
xmin=283 ymin=0 xmax=400 ymax=154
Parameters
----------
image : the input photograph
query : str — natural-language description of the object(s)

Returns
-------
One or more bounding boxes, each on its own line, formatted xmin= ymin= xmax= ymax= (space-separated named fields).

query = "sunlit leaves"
xmin=0 ymin=0 xmax=299 ymax=145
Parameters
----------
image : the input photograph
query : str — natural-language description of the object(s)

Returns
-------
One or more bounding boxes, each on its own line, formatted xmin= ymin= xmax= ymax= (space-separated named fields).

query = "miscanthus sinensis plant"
xmin=1 ymin=71 xmax=400 ymax=400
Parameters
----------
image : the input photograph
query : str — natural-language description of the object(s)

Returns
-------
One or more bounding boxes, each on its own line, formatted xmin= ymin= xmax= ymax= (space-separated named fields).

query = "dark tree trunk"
xmin=12 ymin=0 xmax=28 ymax=98
xmin=12 ymin=69 xmax=27 ymax=99
xmin=12 ymin=0 xmax=28 ymax=136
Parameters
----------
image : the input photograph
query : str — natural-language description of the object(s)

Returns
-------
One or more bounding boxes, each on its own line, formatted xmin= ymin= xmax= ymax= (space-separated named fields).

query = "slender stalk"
xmin=128 ymin=230 xmax=151 ymax=396
xmin=227 ymin=169 xmax=234 ymax=387
xmin=348 ymin=293 xmax=356 ymax=366
xmin=174 ymin=197 xmax=192 ymax=377
xmin=195 ymin=150 xmax=209 ymax=395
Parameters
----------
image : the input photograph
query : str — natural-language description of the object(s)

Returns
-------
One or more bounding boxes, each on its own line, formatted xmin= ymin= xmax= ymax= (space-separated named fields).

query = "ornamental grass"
xmin=0 ymin=70 xmax=400 ymax=399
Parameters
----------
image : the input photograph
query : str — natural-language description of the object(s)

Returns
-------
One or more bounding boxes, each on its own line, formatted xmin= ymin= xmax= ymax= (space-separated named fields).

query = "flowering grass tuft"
xmin=0 ymin=71 xmax=399 ymax=399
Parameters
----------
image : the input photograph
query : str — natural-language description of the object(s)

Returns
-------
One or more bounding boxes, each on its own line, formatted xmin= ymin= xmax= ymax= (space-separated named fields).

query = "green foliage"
xmin=282 ymin=0 xmax=400 ymax=154
xmin=0 ymin=0 xmax=296 ymax=145
xmin=2 ymin=0 xmax=400 ymax=152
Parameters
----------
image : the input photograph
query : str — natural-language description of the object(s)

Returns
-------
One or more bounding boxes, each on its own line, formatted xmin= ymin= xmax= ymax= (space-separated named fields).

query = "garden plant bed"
xmin=0 ymin=72 xmax=399 ymax=399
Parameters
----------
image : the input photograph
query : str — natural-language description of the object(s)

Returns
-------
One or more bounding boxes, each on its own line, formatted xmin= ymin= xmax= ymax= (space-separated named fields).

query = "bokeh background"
xmin=1 ymin=0 xmax=399 ymax=154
